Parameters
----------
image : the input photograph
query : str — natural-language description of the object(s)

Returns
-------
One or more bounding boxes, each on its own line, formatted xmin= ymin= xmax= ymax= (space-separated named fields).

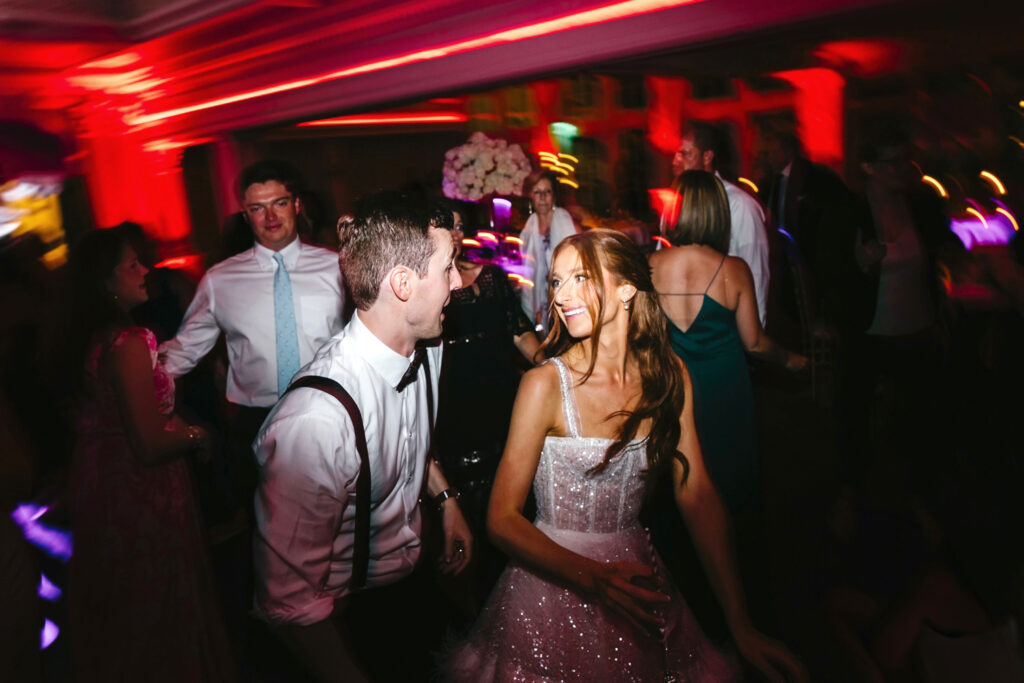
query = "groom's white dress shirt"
xmin=252 ymin=311 xmax=443 ymax=626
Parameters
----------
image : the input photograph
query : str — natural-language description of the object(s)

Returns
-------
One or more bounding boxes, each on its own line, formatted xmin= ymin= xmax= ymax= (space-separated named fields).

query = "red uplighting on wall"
xmin=771 ymin=68 xmax=845 ymax=168
xmin=813 ymin=40 xmax=903 ymax=78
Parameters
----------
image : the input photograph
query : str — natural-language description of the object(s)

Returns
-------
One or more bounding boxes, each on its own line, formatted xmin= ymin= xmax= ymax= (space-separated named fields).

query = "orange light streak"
xmin=297 ymin=112 xmax=468 ymax=127
xmin=476 ymin=231 xmax=499 ymax=242
xmin=979 ymin=170 xmax=1006 ymax=195
xmin=462 ymin=238 xmax=482 ymax=247
xmin=965 ymin=207 xmax=988 ymax=229
xmin=504 ymin=235 xmax=524 ymax=245
xmin=127 ymin=0 xmax=701 ymax=126
xmin=508 ymin=273 xmax=535 ymax=288
xmin=921 ymin=175 xmax=948 ymax=198
xmin=736 ymin=177 xmax=759 ymax=194
xmin=155 ymin=255 xmax=202 ymax=269
xmin=653 ymin=235 xmax=672 ymax=248
xmin=558 ymin=153 xmax=579 ymax=163
xmin=557 ymin=178 xmax=580 ymax=189
xmin=995 ymin=207 xmax=1019 ymax=231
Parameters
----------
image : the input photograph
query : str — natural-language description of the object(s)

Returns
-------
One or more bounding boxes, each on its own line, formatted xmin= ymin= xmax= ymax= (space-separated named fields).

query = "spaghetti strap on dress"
xmin=444 ymin=357 xmax=736 ymax=682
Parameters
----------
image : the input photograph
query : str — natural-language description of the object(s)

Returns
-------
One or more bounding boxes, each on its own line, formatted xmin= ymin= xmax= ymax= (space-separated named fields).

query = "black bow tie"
xmin=396 ymin=347 xmax=426 ymax=392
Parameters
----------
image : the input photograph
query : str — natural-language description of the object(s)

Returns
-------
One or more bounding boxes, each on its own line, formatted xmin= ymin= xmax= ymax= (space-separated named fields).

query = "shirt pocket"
xmin=299 ymin=295 xmax=341 ymax=344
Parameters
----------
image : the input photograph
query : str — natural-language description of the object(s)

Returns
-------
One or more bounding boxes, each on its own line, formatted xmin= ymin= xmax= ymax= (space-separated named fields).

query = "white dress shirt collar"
xmin=253 ymin=236 xmax=302 ymax=271
xmin=349 ymin=311 xmax=418 ymax=389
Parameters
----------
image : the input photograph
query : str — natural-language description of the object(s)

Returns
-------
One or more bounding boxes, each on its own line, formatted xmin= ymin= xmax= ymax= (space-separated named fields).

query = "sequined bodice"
xmin=533 ymin=358 xmax=647 ymax=534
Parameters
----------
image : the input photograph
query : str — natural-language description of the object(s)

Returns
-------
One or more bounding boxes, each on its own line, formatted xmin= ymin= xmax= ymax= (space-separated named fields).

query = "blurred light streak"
xmin=143 ymin=138 xmax=214 ymax=153
xmin=557 ymin=177 xmax=580 ymax=189
xmin=653 ymin=235 xmax=672 ymax=248
xmin=951 ymin=211 xmax=1015 ymax=248
xmin=476 ymin=231 xmax=499 ymax=242
xmin=995 ymin=207 xmax=1019 ymax=231
xmin=11 ymin=504 xmax=73 ymax=562
xmin=41 ymin=620 xmax=59 ymax=650
xmin=813 ymin=40 xmax=902 ymax=77
xmin=81 ymin=53 xmax=141 ymax=70
xmin=965 ymin=206 xmax=988 ymax=229
xmin=462 ymin=238 xmax=482 ymax=247
xmin=508 ymin=273 xmax=534 ymax=288
xmin=979 ymin=170 xmax=1006 ymax=195
xmin=491 ymin=198 xmax=512 ymax=228
xmin=1010 ymin=136 xmax=1024 ymax=150
xmin=39 ymin=574 xmax=62 ymax=601
xmin=504 ymin=235 xmax=524 ymax=245
xmin=736 ymin=177 xmax=759 ymax=194
xmin=550 ymin=122 xmax=579 ymax=137
xmin=128 ymin=0 xmax=702 ymax=127
xmin=297 ymin=112 xmax=468 ymax=127
xmin=966 ymin=73 xmax=991 ymax=95
xmin=648 ymin=188 xmax=679 ymax=223
xmin=155 ymin=254 xmax=203 ymax=269
xmin=921 ymin=175 xmax=948 ymax=198
xmin=538 ymin=151 xmax=558 ymax=160
xmin=558 ymin=153 xmax=579 ymax=163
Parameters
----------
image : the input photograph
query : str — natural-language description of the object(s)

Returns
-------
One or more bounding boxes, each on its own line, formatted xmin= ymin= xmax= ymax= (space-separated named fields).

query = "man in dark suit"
xmin=761 ymin=129 xmax=878 ymax=348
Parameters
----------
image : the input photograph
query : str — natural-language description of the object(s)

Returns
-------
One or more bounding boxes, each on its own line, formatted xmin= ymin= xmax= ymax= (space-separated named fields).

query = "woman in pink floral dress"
xmin=64 ymin=226 xmax=233 ymax=682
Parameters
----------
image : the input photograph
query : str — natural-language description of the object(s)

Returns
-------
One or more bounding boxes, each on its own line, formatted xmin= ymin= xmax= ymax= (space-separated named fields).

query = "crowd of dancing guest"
xmin=5 ymin=113 xmax=1024 ymax=682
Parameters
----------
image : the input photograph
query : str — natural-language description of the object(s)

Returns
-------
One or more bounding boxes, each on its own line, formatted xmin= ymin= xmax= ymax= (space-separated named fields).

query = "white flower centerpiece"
xmin=442 ymin=132 xmax=532 ymax=201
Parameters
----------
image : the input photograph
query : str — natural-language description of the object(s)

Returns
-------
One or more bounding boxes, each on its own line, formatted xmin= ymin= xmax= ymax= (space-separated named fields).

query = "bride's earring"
xmin=622 ymin=299 xmax=631 ymax=311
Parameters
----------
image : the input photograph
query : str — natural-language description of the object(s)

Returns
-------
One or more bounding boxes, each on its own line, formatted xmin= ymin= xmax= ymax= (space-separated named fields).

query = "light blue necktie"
xmin=273 ymin=252 xmax=301 ymax=397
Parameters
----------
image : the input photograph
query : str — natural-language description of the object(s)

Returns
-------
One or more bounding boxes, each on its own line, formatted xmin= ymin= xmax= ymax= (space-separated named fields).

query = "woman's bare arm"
xmin=732 ymin=259 xmax=806 ymax=370
xmin=107 ymin=334 xmax=202 ymax=465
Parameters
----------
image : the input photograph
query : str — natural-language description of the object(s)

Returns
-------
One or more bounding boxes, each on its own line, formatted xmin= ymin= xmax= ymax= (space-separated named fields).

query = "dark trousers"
xmin=334 ymin=565 xmax=451 ymax=682
xmin=221 ymin=403 xmax=271 ymax=681
xmin=839 ymin=327 xmax=944 ymax=497
xmin=227 ymin=403 xmax=273 ymax=518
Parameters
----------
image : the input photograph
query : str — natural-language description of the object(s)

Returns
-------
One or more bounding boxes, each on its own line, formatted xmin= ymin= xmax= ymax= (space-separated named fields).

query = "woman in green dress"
xmin=649 ymin=171 xmax=806 ymax=641
xmin=650 ymin=170 xmax=806 ymax=512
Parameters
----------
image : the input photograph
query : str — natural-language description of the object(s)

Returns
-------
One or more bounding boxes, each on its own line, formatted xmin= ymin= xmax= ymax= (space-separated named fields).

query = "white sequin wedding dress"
xmin=445 ymin=358 xmax=737 ymax=682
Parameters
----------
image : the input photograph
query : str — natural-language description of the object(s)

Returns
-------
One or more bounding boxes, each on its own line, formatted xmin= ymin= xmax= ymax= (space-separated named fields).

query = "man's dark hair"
xmin=682 ymin=120 xmax=721 ymax=164
xmin=858 ymin=122 xmax=911 ymax=165
xmin=237 ymin=160 xmax=303 ymax=197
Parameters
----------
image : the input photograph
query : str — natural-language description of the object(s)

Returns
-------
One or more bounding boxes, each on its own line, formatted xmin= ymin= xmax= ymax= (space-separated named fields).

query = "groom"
xmin=253 ymin=192 xmax=472 ymax=682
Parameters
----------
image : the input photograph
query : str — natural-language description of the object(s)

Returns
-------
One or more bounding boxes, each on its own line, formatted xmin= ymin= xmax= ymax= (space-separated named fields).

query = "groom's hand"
xmin=439 ymin=499 xmax=473 ymax=575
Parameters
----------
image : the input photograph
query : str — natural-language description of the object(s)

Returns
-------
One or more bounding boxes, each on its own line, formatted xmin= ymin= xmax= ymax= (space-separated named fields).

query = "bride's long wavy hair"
xmin=540 ymin=230 xmax=689 ymax=488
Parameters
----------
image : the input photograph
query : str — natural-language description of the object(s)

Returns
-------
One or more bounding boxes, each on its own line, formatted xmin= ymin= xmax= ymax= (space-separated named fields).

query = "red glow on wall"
xmin=771 ymin=68 xmax=845 ymax=169
xmin=126 ymin=0 xmax=703 ymax=126
xmin=646 ymin=76 xmax=686 ymax=154
xmin=296 ymin=112 xmax=468 ymax=127
xmin=813 ymin=40 xmax=903 ymax=78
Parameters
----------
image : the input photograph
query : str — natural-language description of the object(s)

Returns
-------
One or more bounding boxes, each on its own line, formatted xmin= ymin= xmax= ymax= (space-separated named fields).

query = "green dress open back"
xmin=663 ymin=256 xmax=758 ymax=513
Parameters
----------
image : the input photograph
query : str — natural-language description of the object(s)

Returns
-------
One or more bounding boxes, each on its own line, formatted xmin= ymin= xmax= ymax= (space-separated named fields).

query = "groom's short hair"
xmin=337 ymin=191 xmax=441 ymax=311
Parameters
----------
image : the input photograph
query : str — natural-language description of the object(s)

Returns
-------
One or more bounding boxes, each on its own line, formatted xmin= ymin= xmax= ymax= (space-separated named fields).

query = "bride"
xmin=446 ymin=230 xmax=806 ymax=682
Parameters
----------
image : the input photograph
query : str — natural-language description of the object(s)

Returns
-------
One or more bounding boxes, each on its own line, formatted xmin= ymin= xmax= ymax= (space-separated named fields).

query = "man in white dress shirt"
xmin=253 ymin=192 xmax=472 ymax=682
xmin=671 ymin=121 xmax=771 ymax=326
xmin=159 ymin=160 xmax=345 ymax=511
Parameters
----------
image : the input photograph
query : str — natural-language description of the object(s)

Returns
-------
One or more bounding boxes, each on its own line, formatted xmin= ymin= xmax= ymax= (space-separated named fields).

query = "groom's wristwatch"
xmin=431 ymin=487 xmax=460 ymax=511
